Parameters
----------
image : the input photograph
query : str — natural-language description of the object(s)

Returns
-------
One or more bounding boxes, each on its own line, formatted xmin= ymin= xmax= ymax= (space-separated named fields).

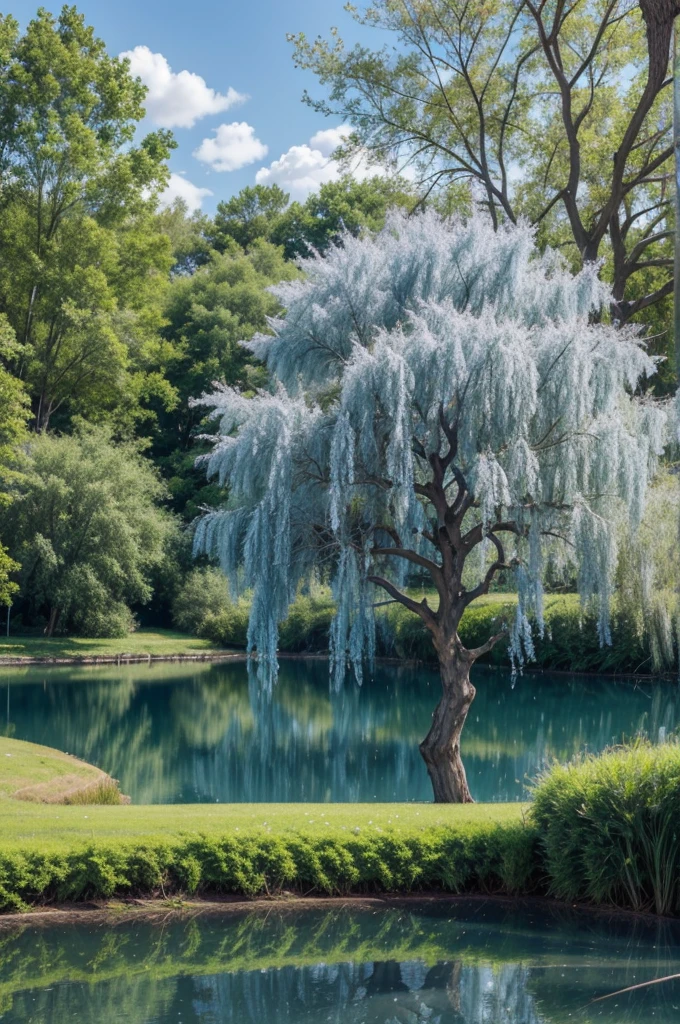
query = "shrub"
xmin=278 ymin=591 xmax=336 ymax=651
xmin=0 ymin=819 xmax=539 ymax=911
xmin=171 ymin=568 xmax=231 ymax=635
xmin=531 ymin=742 xmax=680 ymax=916
xmin=199 ymin=588 xmax=335 ymax=652
xmin=178 ymin=577 xmax=671 ymax=675
xmin=198 ymin=598 xmax=250 ymax=647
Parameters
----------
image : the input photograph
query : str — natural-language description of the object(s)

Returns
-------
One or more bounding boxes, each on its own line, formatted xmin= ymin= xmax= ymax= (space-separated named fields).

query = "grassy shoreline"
xmin=0 ymin=747 xmax=678 ymax=918
xmin=0 ymin=629 xmax=231 ymax=664
xmin=0 ymin=738 xmax=127 ymax=806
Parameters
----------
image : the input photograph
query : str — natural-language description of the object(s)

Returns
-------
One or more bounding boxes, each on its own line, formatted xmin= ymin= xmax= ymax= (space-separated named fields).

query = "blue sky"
xmin=10 ymin=0 xmax=387 ymax=212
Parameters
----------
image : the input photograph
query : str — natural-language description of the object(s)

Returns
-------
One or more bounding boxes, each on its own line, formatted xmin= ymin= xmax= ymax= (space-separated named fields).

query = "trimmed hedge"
xmin=0 ymin=818 xmax=537 ymax=912
xmin=531 ymin=742 xmax=680 ymax=916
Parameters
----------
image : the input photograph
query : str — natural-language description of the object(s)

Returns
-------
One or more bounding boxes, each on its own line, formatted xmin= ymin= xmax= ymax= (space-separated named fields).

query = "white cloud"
xmin=255 ymin=123 xmax=387 ymax=199
xmin=159 ymin=173 xmax=213 ymax=212
xmin=309 ymin=125 xmax=354 ymax=156
xmin=193 ymin=122 xmax=268 ymax=172
xmin=121 ymin=45 xmax=246 ymax=129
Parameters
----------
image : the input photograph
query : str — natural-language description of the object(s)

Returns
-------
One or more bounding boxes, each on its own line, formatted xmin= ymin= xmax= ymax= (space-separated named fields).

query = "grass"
xmin=0 ymin=738 xmax=126 ymax=806
xmin=0 ymin=799 xmax=523 ymax=846
xmin=0 ymin=628 xmax=224 ymax=662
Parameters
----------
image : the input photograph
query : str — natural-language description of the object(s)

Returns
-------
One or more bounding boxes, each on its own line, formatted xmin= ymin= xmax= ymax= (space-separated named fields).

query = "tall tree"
xmin=210 ymin=184 xmax=291 ymax=252
xmin=2 ymin=425 xmax=172 ymax=636
xmin=291 ymin=0 xmax=678 ymax=327
xmin=210 ymin=178 xmax=419 ymax=261
xmin=0 ymin=316 xmax=29 ymax=606
xmin=0 ymin=7 xmax=175 ymax=430
xmin=271 ymin=175 xmax=419 ymax=259
xmin=195 ymin=212 xmax=667 ymax=802
xmin=154 ymin=240 xmax=299 ymax=519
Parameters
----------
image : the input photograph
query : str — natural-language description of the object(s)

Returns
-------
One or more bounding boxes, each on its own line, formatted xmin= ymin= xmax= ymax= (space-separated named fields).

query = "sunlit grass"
xmin=0 ymin=628 xmax=224 ymax=662
xmin=0 ymin=799 xmax=524 ymax=848
xmin=0 ymin=737 xmax=126 ymax=805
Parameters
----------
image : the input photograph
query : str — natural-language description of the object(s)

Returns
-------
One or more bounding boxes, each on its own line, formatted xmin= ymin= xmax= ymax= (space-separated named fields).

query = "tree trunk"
xmin=419 ymin=652 xmax=475 ymax=803
xmin=45 ymin=607 xmax=60 ymax=638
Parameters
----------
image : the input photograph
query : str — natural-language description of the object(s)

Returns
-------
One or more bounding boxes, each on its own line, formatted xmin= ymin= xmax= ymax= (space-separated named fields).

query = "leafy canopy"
xmin=291 ymin=1 xmax=675 ymax=332
xmin=2 ymin=425 xmax=173 ymax=636
xmin=154 ymin=240 xmax=300 ymax=520
xmin=0 ymin=6 xmax=175 ymax=431
xmin=0 ymin=316 xmax=29 ymax=606
xmin=195 ymin=211 xmax=667 ymax=685
xmin=209 ymin=177 xmax=419 ymax=260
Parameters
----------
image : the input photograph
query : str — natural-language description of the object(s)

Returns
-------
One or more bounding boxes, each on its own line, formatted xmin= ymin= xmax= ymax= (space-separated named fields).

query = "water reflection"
xmin=0 ymin=660 xmax=677 ymax=803
xmin=1 ymin=900 xmax=679 ymax=1022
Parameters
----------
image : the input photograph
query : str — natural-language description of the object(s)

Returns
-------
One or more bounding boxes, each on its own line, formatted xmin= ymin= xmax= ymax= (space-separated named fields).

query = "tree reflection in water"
xmin=2 ymin=901 xmax=680 ymax=1023
xmin=1 ymin=659 xmax=678 ymax=803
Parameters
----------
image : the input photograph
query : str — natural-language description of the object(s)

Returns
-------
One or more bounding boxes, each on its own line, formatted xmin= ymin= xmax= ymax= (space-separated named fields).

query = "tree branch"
xmin=367 ymin=574 xmax=438 ymax=628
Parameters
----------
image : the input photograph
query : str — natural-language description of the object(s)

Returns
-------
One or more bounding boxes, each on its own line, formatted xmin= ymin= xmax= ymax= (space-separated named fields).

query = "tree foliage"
xmin=194 ymin=211 xmax=667 ymax=798
xmin=154 ymin=240 xmax=300 ymax=519
xmin=0 ymin=7 xmax=175 ymax=431
xmin=211 ymin=184 xmax=291 ymax=252
xmin=210 ymin=177 xmax=419 ymax=260
xmin=0 ymin=315 xmax=29 ymax=606
xmin=2 ymin=425 xmax=173 ymax=636
xmin=291 ymin=0 xmax=676 ymax=330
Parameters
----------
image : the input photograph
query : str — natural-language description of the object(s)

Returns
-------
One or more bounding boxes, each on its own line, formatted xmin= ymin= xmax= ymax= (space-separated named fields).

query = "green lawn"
xmin=0 ymin=628 xmax=226 ymax=662
xmin=0 ymin=797 xmax=524 ymax=849
xmin=0 ymin=737 xmax=126 ymax=805
xmin=0 ymin=737 xmax=105 ymax=799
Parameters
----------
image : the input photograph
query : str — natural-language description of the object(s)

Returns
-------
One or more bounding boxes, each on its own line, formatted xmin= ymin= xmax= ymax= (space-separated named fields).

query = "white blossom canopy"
xmin=193 ymin=211 xmax=668 ymax=686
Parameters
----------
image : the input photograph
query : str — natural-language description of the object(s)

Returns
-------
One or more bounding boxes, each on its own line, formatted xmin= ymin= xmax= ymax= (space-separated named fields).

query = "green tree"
xmin=0 ymin=316 xmax=29 ymax=606
xmin=210 ymin=184 xmax=290 ymax=252
xmin=211 ymin=178 xmax=419 ymax=261
xmin=2 ymin=425 xmax=173 ymax=636
xmin=291 ymin=1 xmax=676 ymax=329
xmin=271 ymin=175 xmax=419 ymax=259
xmin=154 ymin=240 xmax=299 ymax=519
xmin=154 ymin=198 xmax=214 ymax=275
xmin=0 ymin=6 xmax=175 ymax=430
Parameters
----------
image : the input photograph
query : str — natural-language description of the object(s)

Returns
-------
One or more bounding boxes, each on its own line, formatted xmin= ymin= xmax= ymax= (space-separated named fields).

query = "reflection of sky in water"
xmin=1 ymin=659 xmax=678 ymax=803
xmin=2 ymin=900 xmax=680 ymax=1023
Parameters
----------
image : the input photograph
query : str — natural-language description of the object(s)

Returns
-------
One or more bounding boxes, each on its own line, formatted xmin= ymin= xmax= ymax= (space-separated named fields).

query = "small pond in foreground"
xmin=1 ymin=900 xmax=680 ymax=1022
xmin=0 ymin=659 xmax=677 ymax=803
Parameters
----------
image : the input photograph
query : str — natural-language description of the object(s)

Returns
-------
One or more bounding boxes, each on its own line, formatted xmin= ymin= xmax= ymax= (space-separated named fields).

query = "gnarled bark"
xmin=419 ymin=653 xmax=476 ymax=803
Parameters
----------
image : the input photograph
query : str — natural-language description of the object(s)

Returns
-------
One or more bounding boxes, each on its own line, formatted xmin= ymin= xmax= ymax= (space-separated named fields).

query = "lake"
xmin=1 ymin=658 xmax=677 ymax=803
xmin=1 ymin=899 xmax=679 ymax=1022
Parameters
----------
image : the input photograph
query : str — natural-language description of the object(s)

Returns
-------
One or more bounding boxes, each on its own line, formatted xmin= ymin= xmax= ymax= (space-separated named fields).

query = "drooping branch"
xmin=371 ymin=544 xmax=446 ymax=595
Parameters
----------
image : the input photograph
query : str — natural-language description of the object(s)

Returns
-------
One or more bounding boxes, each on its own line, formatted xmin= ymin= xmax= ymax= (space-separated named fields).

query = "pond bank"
xmin=0 ymin=651 xmax=244 ymax=666
xmin=0 ymin=737 xmax=127 ymax=806
xmin=0 ymin=891 xmax=668 ymax=927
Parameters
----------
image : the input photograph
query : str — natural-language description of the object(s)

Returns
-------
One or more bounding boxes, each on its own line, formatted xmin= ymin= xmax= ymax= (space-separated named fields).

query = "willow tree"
xmin=194 ymin=211 xmax=667 ymax=803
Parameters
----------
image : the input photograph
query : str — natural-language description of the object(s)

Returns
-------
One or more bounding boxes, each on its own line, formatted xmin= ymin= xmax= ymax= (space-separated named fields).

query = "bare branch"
xmin=367 ymin=574 xmax=438 ymax=628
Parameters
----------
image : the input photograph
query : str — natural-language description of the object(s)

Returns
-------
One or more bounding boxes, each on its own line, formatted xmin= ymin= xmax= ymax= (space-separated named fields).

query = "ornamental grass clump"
xmin=531 ymin=742 xmax=680 ymax=916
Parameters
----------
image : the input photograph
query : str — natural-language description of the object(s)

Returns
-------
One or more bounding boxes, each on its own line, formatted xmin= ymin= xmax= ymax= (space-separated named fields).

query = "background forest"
xmin=0 ymin=3 xmax=678 ymax=675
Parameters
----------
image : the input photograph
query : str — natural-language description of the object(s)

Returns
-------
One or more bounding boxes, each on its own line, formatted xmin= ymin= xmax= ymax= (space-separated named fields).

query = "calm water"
xmin=1 ymin=900 xmax=680 ymax=1023
xmin=0 ymin=659 xmax=677 ymax=803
